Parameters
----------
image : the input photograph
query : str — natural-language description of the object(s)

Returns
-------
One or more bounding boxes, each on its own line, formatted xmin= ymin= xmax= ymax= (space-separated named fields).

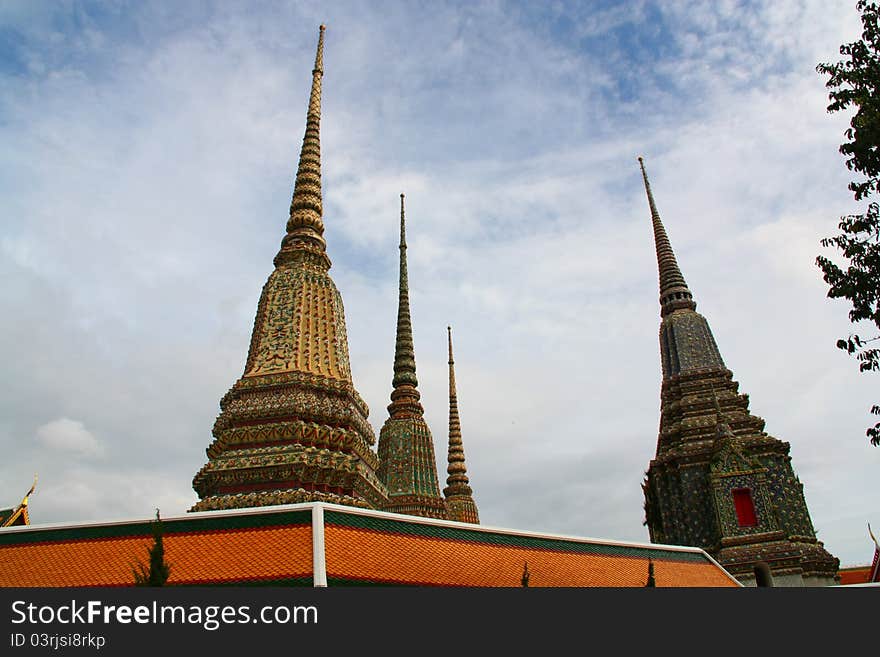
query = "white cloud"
xmin=35 ymin=418 xmax=104 ymax=457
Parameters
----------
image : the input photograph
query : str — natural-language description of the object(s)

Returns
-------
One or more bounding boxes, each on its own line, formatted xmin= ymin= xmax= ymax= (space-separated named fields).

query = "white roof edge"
xmin=314 ymin=503 xmax=744 ymax=583
xmin=0 ymin=499 xmax=703 ymax=553
xmin=311 ymin=502 xmax=708 ymax=554
xmin=0 ymin=501 xmax=317 ymax=535
xmin=697 ymin=546 xmax=744 ymax=586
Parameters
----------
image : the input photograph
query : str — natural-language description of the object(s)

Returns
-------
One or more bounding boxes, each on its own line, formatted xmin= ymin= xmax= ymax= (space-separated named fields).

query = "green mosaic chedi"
xmin=638 ymin=157 xmax=839 ymax=586
xmin=376 ymin=195 xmax=448 ymax=519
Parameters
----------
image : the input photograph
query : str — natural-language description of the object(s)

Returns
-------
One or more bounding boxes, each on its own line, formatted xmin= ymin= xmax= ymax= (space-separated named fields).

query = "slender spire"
xmin=276 ymin=25 xmax=328 ymax=267
xmin=376 ymin=194 xmax=445 ymax=519
xmin=446 ymin=326 xmax=466 ymax=486
xmin=637 ymin=156 xmax=696 ymax=317
xmin=388 ymin=193 xmax=421 ymax=417
xmin=639 ymin=157 xmax=724 ymax=378
xmin=193 ymin=25 xmax=390 ymax=515
xmin=444 ymin=326 xmax=477 ymax=521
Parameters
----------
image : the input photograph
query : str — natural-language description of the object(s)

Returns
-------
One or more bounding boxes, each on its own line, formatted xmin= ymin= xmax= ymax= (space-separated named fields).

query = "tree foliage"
xmin=134 ymin=509 xmax=171 ymax=586
xmin=645 ymin=559 xmax=656 ymax=588
xmin=816 ymin=0 xmax=880 ymax=446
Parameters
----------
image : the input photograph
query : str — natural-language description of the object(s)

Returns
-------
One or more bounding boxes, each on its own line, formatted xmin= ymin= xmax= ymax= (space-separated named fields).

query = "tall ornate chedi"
xmin=638 ymin=157 xmax=838 ymax=586
xmin=191 ymin=26 xmax=388 ymax=512
xmin=443 ymin=326 xmax=479 ymax=524
xmin=376 ymin=195 xmax=447 ymax=519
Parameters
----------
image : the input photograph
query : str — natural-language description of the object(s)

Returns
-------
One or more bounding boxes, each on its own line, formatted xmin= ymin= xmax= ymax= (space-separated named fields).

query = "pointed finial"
xmin=447 ymin=326 xmax=458 ymax=412
xmin=21 ymin=473 xmax=37 ymax=506
xmin=638 ymin=156 xmax=696 ymax=317
xmin=447 ymin=325 xmax=454 ymax=364
xmin=275 ymin=26 xmax=329 ymax=268
xmin=400 ymin=193 xmax=406 ymax=248
xmin=637 ymin=156 xmax=658 ymax=217
xmin=316 ymin=25 xmax=326 ymax=72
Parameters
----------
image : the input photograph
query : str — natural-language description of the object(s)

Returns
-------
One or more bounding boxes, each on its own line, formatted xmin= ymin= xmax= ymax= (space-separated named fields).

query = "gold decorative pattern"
xmin=191 ymin=26 xmax=387 ymax=513
xmin=245 ymin=270 xmax=347 ymax=380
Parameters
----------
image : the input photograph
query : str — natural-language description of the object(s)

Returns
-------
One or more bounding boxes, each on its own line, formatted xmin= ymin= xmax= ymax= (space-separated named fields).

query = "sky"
xmin=1 ymin=0 xmax=877 ymax=569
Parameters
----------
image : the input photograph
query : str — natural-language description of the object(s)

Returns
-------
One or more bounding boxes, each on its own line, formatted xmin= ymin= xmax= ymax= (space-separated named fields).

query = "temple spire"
xmin=276 ymin=25 xmax=329 ymax=267
xmin=637 ymin=156 xmax=696 ymax=317
xmin=393 ymin=195 xmax=418 ymax=388
xmin=446 ymin=326 xmax=467 ymax=486
xmin=376 ymin=195 xmax=446 ymax=519
xmin=444 ymin=326 xmax=479 ymax=524
xmin=387 ymin=193 xmax=421 ymax=417
xmin=193 ymin=26 xmax=389 ymax=514
xmin=638 ymin=156 xmax=724 ymax=379
xmin=640 ymin=158 xmax=838 ymax=586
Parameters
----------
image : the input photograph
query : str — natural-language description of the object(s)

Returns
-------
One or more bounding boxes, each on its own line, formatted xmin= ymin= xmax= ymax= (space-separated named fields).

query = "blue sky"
xmin=1 ymin=0 xmax=877 ymax=569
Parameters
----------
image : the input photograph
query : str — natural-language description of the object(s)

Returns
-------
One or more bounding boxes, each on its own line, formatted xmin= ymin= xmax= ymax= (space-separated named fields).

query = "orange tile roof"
xmin=322 ymin=508 xmax=738 ymax=587
xmin=0 ymin=526 xmax=313 ymax=587
xmin=0 ymin=509 xmax=313 ymax=587
xmin=323 ymin=525 xmax=735 ymax=587
xmin=0 ymin=503 xmax=738 ymax=588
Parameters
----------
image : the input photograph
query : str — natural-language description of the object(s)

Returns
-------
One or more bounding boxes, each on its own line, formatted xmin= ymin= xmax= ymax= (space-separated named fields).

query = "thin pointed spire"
xmin=637 ymin=156 xmax=696 ymax=317
xmin=376 ymin=194 xmax=446 ymax=519
xmin=392 ymin=194 xmax=418 ymax=389
xmin=388 ymin=193 xmax=421 ymax=417
xmin=276 ymin=25 xmax=328 ymax=267
xmin=447 ymin=326 xmax=464 ymax=470
xmin=194 ymin=25 xmax=389 ymax=514
xmin=444 ymin=326 xmax=479 ymax=523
